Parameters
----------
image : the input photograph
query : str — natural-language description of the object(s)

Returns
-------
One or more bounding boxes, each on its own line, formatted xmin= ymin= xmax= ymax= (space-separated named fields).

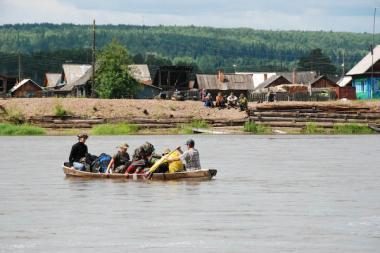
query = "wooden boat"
xmin=369 ymin=124 xmax=380 ymax=133
xmin=63 ymin=166 xmax=217 ymax=181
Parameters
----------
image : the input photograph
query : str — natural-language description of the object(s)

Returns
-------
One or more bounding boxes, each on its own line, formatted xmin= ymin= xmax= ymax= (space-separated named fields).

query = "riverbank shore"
xmin=0 ymin=98 xmax=379 ymax=135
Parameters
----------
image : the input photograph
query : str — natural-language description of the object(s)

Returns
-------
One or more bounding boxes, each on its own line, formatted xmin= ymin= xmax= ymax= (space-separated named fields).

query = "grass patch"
xmin=54 ymin=103 xmax=72 ymax=117
xmin=0 ymin=123 xmax=46 ymax=136
xmin=332 ymin=124 xmax=373 ymax=134
xmin=179 ymin=120 xmax=210 ymax=134
xmin=91 ymin=123 xmax=139 ymax=135
xmin=243 ymin=121 xmax=271 ymax=134
xmin=301 ymin=122 xmax=325 ymax=134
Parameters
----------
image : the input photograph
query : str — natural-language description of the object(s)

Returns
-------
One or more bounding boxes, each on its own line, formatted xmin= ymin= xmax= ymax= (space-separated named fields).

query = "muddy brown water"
xmin=0 ymin=135 xmax=380 ymax=253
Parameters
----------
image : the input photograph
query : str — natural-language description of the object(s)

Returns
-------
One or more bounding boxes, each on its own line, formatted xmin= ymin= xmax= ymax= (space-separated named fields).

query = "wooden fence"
xmin=249 ymin=91 xmax=337 ymax=103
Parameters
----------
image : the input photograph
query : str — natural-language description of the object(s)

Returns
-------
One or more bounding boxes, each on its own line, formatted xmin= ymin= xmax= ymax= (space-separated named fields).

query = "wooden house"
xmin=345 ymin=45 xmax=380 ymax=99
xmin=195 ymin=71 xmax=254 ymax=97
xmin=253 ymin=75 xmax=291 ymax=92
xmin=152 ymin=66 xmax=193 ymax=91
xmin=0 ymin=74 xmax=17 ymax=97
xmin=54 ymin=64 xmax=93 ymax=97
xmin=9 ymin=79 xmax=43 ymax=98
xmin=309 ymin=75 xmax=339 ymax=89
xmin=128 ymin=64 xmax=161 ymax=99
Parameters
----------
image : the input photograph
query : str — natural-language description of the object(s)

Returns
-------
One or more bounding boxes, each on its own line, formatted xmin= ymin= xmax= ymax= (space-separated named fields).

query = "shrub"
xmin=0 ymin=123 xmax=45 ymax=136
xmin=91 ymin=123 xmax=139 ymax=135
xmin=4 ymin=107 xmax=26 ymax=124
xmin=332 ymin=124 xmax=373 ymax=134
xmin=243 ymin=121 xmax=271 ymax=134
xmin=54 ymin=103 xmax=72 ymax=117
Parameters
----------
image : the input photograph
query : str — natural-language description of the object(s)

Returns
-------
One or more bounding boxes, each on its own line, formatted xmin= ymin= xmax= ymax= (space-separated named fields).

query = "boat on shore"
xmin=368 ymin=124 xmax=380 ymax=133
xmin=63 ymin=166 xmax=217 ymax=181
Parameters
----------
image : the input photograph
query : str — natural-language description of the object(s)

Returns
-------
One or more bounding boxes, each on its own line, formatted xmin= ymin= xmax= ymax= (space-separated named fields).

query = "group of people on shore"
xmin=201 ymin=90 xmax=248 ymax=111
xmin=68 ymin=134 xmax=201 ymax=175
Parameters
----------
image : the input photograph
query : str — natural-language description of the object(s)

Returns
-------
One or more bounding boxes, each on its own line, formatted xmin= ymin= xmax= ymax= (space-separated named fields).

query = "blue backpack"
xmin=91 ymin=153 xmax=112 ymax=173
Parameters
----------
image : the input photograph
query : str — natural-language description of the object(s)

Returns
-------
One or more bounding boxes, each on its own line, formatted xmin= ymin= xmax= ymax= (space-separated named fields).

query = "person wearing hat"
xmin=106 ymin=143 xmax=131 ymax=174
xmin=69 ymin=133 xmax=89 ymax=171
xmin=168 ymin=139 xmax=201 ymax=171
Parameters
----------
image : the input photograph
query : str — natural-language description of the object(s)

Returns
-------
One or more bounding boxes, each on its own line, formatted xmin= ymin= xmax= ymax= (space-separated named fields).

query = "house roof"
xmin=254 ymin=75 xmax=291 ymax=91
xmin=236 ymin=72 xmax=277 ymax=88
xmin=128 ymin=64 xmax=153 ymax=85
xmin=45 ymin=73 xmax=61 ymax=88
xmin=337 ymin=76 xmax=353 ymax=87
xmin=346 ymin=45 xmax=380 ymax=76
xmin=280 ymin=71 xmax=318 ymax=84
xmin=61 ymin=64 xmax=92 ymax=91
xmin=196 ymin=74 xmax=254 ymax=91
xmin=309 ymin=75 xmax=338 ymax=87
xmin=10 ymin=79 xmax=43 ymax=93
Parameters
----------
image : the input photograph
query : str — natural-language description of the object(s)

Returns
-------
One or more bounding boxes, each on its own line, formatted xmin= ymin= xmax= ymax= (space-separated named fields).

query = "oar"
xmin=146 ymin=148 xmax=179 ymax=179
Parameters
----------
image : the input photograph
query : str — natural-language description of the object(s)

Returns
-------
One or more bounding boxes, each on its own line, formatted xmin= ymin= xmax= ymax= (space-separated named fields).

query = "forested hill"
xmin=0 ymin=23 xmax=378 ymax=80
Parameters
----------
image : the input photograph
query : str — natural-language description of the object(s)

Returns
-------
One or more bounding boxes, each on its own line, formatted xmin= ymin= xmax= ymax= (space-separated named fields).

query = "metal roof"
xmin=10 ymin=79 xmax=43 ymax=93
xmin=196 ymin=74 xmax=254 ymax=91
xmin=128 ymin=64 xmax=152 ymax=85
xmin=61 ymin=64 xmax=92 ymax=91
xmin=346 ymin=45 xmax=380 ymax=76
xmin=337 ymin=76 xmax=352 ymax=87
xmin=45 ymin=73 xmax=61 ymax=88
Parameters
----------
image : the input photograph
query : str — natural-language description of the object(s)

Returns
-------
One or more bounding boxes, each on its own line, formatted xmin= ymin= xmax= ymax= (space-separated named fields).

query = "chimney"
xmin=218 ymin=70 xmax=225 ymax=82
xmin=292 ymin=69 xmax=297 ymax=84
xmin=264 ymin=73 xmax=268 ymax=81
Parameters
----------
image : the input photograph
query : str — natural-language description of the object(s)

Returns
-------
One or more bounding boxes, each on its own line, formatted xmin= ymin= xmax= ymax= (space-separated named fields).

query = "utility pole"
xmin=18 ymin=54 xmax=21 ymax=82
xmin=341 ymin=50 xmax=345 ymax=78
xmin=92 ymin=19 xmax=96 ymax=97
xmin=371 ymin=8 xmax=376 ymax=99
xmin=17 ymin=30 xmax=21 ymax=82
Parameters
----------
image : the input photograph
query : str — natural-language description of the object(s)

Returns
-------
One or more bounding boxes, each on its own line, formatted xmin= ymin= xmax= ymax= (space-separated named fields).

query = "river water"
xmin=0 ymin=135 xmax=380 ymax=253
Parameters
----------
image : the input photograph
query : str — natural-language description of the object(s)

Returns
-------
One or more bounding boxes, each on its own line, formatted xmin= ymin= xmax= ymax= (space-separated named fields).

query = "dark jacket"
xmin=69 ymin=142 xmax=88 ymax=165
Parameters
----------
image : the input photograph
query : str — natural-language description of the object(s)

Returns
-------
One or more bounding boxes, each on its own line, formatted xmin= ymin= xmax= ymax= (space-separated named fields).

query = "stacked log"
xmin=28 ymin=115 xmax=247 ymax=129
xmin=248 ymin=104 xmax=380 ymax=128
xmin=29 ymin=116 xmax=105 ymax=129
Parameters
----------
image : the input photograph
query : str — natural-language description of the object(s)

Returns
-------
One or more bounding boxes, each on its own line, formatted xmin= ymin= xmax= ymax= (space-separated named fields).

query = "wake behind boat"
xmin=63 ymin=165 xmax=217 ymax=181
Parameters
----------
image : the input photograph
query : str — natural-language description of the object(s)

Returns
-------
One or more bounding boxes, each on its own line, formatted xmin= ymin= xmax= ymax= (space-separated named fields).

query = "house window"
xmin=27 ymin=92 xmax=35 ymax=98
xmin=0 ymin=80 xmax=4 ymax=93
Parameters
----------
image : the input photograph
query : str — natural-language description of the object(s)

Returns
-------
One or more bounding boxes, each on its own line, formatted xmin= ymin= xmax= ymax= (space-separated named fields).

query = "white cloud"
xmin=0 ymin=0 xmax=376 ymax=32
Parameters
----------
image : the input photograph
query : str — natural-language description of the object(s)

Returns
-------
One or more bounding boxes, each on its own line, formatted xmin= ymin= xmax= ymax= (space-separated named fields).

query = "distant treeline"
xmin=0 ymin=23 xmax=377 ymax=83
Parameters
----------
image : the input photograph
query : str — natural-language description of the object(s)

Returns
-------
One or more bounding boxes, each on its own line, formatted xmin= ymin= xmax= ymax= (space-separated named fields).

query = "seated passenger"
xmin=204 ymin=93 xmax=214 ymax=108
xmin=148 ymin=148 xmax=184 ymax=174
xmin=227 ymin=92 xmax=238 ymax=109
xmin=126 ymin=142 xmax=156 ymax=174
xmin=215 ymin=92 xmax=225 ymax=108
xmin=168 ymin=139 xmax=201 ymax=171
xmin=105 ymin=143 xmax=130 ymax=174
xmin=238 ymin=93 xmax=248 ymax=111
xmin=69 ymin=133 xmax=89 ymax=171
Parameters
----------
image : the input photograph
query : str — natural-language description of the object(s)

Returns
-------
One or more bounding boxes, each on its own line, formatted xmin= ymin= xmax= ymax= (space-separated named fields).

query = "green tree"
xmin=95 ymin=40 xmax=139 ymax=98
xmin=297 ymin=48 xmax=337 ymax=75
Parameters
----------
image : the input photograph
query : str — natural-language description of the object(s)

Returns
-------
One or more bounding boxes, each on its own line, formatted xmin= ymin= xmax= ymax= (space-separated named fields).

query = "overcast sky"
xmin=0 ymin=0 xmax=379 ymax=32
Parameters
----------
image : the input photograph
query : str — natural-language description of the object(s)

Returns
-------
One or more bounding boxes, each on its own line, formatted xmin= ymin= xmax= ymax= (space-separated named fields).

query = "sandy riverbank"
xmin=0 ymin=98 xmax=247 ymax=120
xmin=1 ymin=98 xmax=379 ymax=135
